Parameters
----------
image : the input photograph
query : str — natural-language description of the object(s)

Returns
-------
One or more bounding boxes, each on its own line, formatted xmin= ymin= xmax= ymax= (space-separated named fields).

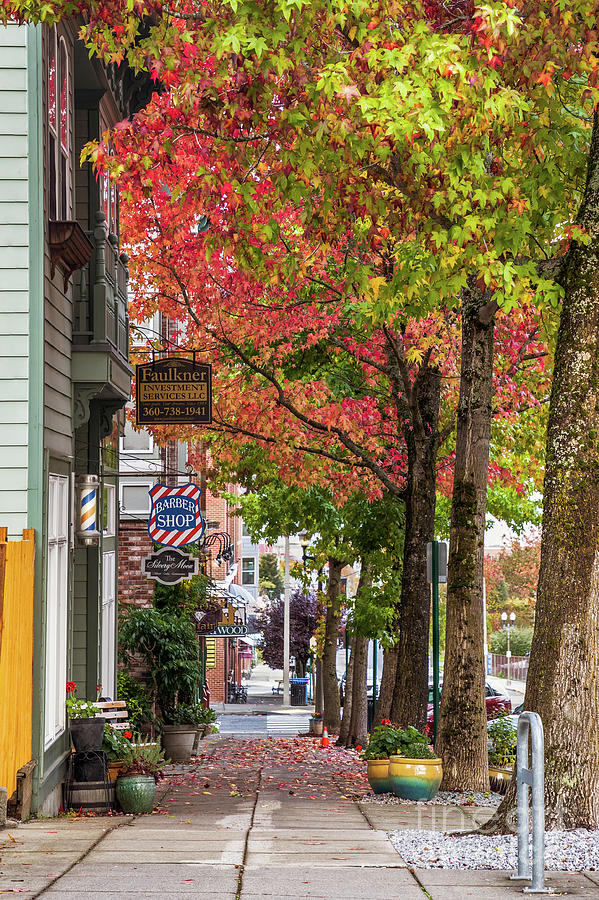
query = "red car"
xmin=427 ymin=682 xmax=511 ymax=728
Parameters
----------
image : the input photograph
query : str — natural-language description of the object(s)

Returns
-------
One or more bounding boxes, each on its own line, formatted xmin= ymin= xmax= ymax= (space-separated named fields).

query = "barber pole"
xmin=77 ymin=475 xmax=100 ymax=545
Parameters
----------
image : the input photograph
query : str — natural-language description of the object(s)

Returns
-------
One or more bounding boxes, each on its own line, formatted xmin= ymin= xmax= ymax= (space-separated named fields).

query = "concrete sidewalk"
xmin=1 ymin=737 xmax=597 ymax=899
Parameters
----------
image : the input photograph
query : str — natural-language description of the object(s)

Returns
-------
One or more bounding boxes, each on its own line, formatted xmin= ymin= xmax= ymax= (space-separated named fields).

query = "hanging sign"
xmin=195 ymin=600 xmax=248 ymax=637
xmin=136 ymin=357 xmax=212 ymax=425
xmin=148 ymin=483 xmax=205 ymax=547
xmin=142 ymin=548 xmax=199 ymax=585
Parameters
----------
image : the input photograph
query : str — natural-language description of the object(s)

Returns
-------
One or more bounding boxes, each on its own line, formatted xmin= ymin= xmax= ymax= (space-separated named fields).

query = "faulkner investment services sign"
xmin=136 ymin=357 xmax=212 ymax=425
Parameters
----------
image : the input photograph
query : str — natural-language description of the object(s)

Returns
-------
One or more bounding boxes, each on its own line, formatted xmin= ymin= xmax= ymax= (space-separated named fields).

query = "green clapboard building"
xmin=0 ymin=19 xmax=151 ymax=813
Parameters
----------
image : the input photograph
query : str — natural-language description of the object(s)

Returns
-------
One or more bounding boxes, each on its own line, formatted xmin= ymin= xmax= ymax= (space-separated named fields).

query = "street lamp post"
xmin=283 ymin=535 xmax=290 ymax=706
xmin=501 ymin=611 xmax=516 ymax=686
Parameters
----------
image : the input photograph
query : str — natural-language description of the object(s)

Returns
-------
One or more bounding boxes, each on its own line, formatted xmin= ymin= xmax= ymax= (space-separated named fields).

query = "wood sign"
xmin=195 ymin=600 xmax=248 ymax=637
xmin=142 ymin=548 xmax=199 ymax=585
xmin=136 ymin=357 xmax=212 ymax=425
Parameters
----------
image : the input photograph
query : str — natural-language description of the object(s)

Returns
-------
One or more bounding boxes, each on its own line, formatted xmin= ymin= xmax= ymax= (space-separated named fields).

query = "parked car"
xmin=427 ymin=681 xmax=511 ymax=728
xmin=338 ymin=672 xmax=380 ymax=707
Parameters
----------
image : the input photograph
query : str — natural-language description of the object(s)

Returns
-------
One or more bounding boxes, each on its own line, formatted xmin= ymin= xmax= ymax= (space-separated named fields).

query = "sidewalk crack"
xmin=235 ymin=765 xmax=263 ymax=900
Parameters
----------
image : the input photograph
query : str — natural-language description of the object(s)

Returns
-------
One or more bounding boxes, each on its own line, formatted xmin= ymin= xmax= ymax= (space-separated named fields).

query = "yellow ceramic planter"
xmin=489 ymin=765 xmax=512 ymax=794
xmin=388 ymin=755 xmax=443 ymax=801
xmin=366 ymin=758 xmax=392 ymax=794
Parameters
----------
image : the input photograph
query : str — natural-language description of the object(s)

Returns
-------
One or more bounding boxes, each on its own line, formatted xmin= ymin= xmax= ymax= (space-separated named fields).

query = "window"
xmin=44 ymin=475 xmax=69 ymax=746
xmin=101 ymin=551 xmax=116 ymax=699
xmin=121 ymin=420 xmax=154 ymax=454
xmin=120 ymin=482 xmax=153 ymax=516
xmin=242 ymin=557 xmax=256 ymax=585
xmin=103 ymin=484 xmax=116 ymax=537
xmin=48 ymin=33 xmax=70 ymax=220
xmin=242 ymin=523 xmax=251 ymax=538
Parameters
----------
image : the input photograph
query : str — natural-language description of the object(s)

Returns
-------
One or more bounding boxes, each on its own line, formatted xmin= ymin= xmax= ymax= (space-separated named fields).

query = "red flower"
xmin=355 ymin=744 xmax=363 ymax=753
xmin=381 ymin=718 xmax=392 ymax=726
xmin=66 ymin=681 xmax=77 ymax=694
xmin=124 ymin=731 xmax=133 ymax=740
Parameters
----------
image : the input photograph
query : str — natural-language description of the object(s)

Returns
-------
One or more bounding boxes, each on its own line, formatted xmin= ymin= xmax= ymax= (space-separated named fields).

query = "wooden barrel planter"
xmin=64 ymin=780 xmax=115 ymax=812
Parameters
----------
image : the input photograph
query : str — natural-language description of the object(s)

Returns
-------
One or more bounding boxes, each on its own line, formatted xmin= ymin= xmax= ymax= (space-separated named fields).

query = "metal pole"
xmin=283 ymin=534 xmax=290 ymax=706
xmin=372 ymin=639 xmax=378 ymax=719
xmin=432 ymin=541 xmax=440 ymax=741
xmin=507 ymin=624 xmax=511 ymax=687
xmin=511 ymin=711 xmax=549 ymax=893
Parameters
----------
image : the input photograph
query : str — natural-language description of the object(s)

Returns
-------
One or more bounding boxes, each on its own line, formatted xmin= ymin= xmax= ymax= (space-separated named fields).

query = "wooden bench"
xmin=95 ymin=701 xmax=130 ymax=732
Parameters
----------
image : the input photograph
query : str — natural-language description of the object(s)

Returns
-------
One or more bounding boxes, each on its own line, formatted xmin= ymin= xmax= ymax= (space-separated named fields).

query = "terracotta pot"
xmin=309 ymin=718 xmax=324 ymax=736
xmin=388 ymin=755 xmax=443 ymax=801
xmin=161 ymin=725 xmax=196 ymax=762
xmin=366 ymin=758 xmax=392 ymax=794
xmin=107 ymin=761 xmax=124 ymax=783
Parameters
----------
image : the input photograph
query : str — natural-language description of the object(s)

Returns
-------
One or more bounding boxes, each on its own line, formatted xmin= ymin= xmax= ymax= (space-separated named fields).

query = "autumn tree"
xmin=258 ymin=587 xmax=318 ymax=679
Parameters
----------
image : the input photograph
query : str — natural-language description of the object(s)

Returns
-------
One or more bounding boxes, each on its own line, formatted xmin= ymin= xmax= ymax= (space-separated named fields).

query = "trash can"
xmin=290 ymin=677 xmax=308 ymax=706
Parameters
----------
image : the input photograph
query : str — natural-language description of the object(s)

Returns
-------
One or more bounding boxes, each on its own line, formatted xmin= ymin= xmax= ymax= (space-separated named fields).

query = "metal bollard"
xmin=510 ymin=711 xmax=551 ymax=893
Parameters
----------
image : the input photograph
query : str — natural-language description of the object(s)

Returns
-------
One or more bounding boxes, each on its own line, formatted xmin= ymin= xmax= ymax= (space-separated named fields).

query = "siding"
xmin=0 ymin=24 xmax=29 ymax=538
xmin=42 ymin=25 xmax=74 ymax=460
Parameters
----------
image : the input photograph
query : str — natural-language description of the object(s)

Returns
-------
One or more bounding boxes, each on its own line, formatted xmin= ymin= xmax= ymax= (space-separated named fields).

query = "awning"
xmin=228 ymin=583 xmax=256 ymax=605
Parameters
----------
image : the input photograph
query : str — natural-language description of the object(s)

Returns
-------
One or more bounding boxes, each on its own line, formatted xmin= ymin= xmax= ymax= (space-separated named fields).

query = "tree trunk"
xmin=436 ymin=283 xmax=495 ymax=791
xmin=391 ymin=367 xmax=441 ymax=730
xmin=347 ymin=634 xmax=368 ymax=747
xmin=314 ymin=657 xmax=324 ymax=715
xmin=374 ymin=644 xmax=398 ymax=724
xmin=322 ymin=557 xmax=343 ymax=732
xmin=483 ymin=110 xmax=599 ymax=833
xmin=337 ymin=629 xmax=356 ymax=745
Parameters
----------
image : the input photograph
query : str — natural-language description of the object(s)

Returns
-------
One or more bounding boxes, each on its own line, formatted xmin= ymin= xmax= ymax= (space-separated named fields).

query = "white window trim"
xmin=103 ymin=484 xmax=116 ymax=537
xmin=242 ymin=556 xmax=257 ymax=586
xmin=44 ymin=474 xmax=69 ymax=748
xmin=119 ymin=480 xmax=155 ymax=517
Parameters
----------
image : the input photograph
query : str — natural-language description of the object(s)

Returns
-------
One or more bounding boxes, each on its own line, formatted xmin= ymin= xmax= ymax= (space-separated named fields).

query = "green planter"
xmin=116 ymin=775 xmax=156 ymax=814
xmin=388 ymin=755 xmax=443 ymax=801
xmin=366 ymin=758 xmax=392 ymax=794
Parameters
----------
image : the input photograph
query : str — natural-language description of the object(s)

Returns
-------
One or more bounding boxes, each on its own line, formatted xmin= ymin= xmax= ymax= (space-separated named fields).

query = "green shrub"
xmin=488 ymin=717 xmax=517 ymax=768
xmin=489 ymin=626 xmax=533 ymax=656
xmin=117 ymin=671 xmax=152 ymax=730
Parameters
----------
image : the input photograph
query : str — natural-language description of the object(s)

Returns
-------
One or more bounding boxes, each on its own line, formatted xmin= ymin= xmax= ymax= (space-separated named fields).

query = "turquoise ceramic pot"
xmin=367 ymin=759 xmax=392 ymax=794
xmin=116 ymin=775 xmax=156 ymax=814
xmin=388 ymin=755 xmax=442 ymax=801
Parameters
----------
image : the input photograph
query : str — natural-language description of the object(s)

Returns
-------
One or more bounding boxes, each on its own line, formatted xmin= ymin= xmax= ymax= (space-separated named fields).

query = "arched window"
xmin=48 ymin=32 xmax=70 ymax=220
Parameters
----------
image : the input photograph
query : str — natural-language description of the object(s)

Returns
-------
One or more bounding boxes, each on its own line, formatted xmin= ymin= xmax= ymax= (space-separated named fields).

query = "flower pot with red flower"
xmin=102 ymin=725 xmax=135 ymax=781
xmin=361 ymin=719 xmax=401 ymax=793
xmin=387 ymin=726 xmax=442 ymax=801
xmin=66 ymin=682 xmax=104 ymax=751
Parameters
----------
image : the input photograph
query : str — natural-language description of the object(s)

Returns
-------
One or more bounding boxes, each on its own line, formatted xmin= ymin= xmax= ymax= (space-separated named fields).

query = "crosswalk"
xmin=266 ymin=714 xmax=312 ymax=735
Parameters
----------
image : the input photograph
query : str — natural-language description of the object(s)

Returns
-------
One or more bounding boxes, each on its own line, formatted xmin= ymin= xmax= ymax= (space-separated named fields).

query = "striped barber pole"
xmin=80 ymin=485 xmax=97 ymax=533
xmin=148 ymin=483 xmax=205 ymax=548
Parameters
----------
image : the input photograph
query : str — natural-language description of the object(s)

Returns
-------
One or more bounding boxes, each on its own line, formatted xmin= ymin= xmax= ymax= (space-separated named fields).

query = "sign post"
xmin=426 ymin=540 xmax=448 ymax=741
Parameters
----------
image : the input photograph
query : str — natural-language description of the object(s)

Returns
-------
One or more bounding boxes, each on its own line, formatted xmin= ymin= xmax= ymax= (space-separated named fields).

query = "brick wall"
xmin=118 ymin=520 xmax=154 ymax=609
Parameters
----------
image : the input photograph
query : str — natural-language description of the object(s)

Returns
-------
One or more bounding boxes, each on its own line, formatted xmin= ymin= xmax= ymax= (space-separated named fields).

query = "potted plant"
xmin=388 ymin=725 xmax=442 ymax=801
xmin=192 ymin=706 xmax=218 ymax=754
xmin=102 ymin=725 xmax=135 ymax=781
xmin=66 ymin=681 xmax=104 ymax=751
xmin=116 ymin=738 xmax=166 ymax=814
xmin=161 ymin=702 xmax=207 ymax=762
xmin=362 ymin=719 xmax=406 ymax=793
xmin=488 ymin=716 xmax=516 ymax=794
xmin=309 ymin=712 xmax=324 ymax=737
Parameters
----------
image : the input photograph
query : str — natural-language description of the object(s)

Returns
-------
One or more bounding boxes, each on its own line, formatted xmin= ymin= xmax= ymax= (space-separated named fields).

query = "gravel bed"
xmin=388 ymin=828 xmax=599 ymax=870
xmin=360 ymin=789 xmax=503 ymax=807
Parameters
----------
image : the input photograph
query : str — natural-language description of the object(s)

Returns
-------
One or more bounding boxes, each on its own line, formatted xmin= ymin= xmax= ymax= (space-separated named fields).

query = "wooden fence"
xmin=488 ymin=652 xmax=529 ymax=683
xmin=0 ymin=527 xmax=35 ymax=799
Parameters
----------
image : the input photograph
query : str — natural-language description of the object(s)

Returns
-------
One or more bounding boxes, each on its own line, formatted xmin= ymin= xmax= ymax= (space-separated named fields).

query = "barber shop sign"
xmin=148 ymin=483 xmax=205 ymax=547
